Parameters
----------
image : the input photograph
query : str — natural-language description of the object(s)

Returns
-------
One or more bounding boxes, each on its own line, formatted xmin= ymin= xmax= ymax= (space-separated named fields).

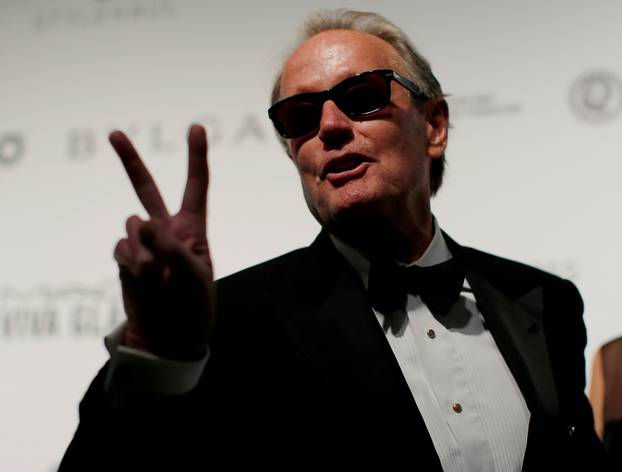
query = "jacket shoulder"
xmin=216 ymin=245 xmax=311 ymax=293
xmin=461 ymin=247 xmax=583 ymax=312
xmin=461 ymin=246 xmax=562 ymax=282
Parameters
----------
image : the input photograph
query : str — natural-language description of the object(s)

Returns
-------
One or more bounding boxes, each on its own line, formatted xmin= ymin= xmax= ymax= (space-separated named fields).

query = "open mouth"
xmin=323 ymin=154 xmax=371 ymax=186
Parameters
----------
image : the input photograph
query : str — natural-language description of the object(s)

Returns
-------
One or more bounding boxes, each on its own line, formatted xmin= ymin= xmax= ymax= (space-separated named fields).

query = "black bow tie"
xmin=367 ymin=256 xmax=466 ymax=316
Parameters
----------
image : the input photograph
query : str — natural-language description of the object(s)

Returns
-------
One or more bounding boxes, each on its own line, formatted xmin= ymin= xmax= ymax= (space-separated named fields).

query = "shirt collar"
xmin=330 ymin=218 xmax=452 ymax=289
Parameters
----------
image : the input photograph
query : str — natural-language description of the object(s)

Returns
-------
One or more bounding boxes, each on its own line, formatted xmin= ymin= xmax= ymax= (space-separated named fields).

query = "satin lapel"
xmin=466 ymin=270 xmax=560 ymax=418
xmin=262 ymin=235 xmax=443 ymax=468
xmin=264 ymin=253 xmax=413 ymax=400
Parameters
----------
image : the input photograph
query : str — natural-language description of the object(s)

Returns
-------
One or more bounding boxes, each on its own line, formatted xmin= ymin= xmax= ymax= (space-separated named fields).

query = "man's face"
xmin=279 ymin=29 xmax=446 ymax=233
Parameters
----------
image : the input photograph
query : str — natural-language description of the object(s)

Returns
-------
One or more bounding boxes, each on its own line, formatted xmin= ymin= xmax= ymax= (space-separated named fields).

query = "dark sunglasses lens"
xmin=336 ymin=73 xmax=390 ymax=116
xmin=273 ymin=99 xmax=321 ymax=138
xmin=271 ymin=72 xmax=392 ymax=138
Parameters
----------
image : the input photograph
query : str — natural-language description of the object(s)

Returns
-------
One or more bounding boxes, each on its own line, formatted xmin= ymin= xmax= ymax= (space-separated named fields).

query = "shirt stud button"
xmin=426 ymin=329 xmax=436 ymax=339
xmin=452 ymin=403 xmax=463 ymax=413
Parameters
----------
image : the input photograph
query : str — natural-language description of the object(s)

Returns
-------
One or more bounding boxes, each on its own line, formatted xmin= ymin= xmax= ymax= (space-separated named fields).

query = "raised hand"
xmin=111 ymin=124 xmax=214 ymax=360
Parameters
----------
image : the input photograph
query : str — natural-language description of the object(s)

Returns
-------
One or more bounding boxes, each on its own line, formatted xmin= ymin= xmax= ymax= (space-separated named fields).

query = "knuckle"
xmin=113 ymin=238 xmax=129 ymax=260
xmin=125 ymin=214 xmax=144 ymax=232
xmin=136 ymin=248 xmax=154 ymax=267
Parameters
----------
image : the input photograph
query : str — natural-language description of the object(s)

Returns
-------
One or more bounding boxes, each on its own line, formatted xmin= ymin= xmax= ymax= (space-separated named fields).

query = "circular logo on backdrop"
xmin=569 ymin=70 xmax=622 ymax=124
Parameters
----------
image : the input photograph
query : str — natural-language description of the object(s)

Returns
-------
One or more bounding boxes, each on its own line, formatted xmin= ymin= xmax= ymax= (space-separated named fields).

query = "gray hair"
xmin=270 ymin=9 xmax=447 ymax=195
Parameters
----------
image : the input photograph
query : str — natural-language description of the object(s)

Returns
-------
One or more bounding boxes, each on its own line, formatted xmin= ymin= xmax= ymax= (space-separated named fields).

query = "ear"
xmin=424 ymin=98 xmax=449 ymax=160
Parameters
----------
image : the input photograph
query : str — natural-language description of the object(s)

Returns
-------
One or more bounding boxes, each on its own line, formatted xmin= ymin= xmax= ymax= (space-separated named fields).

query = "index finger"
xmin=109 ymin=130 xmax=170 ymax=219
xmin=180 ymin=124 xmax=208 ymax=216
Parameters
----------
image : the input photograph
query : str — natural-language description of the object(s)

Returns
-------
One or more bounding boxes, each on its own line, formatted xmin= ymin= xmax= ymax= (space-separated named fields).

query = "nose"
xmin=317 ymin=100 xmax=354 ymax=149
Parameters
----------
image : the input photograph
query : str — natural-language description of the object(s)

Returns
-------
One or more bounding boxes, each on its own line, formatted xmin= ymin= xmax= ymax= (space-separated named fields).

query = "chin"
xmin=315 ymin=196 xmax=386 ymax=234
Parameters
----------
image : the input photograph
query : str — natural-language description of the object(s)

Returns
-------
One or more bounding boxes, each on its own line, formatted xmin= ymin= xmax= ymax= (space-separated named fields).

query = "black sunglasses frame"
xmin=268 ymin=69 xmax=429 ymax=139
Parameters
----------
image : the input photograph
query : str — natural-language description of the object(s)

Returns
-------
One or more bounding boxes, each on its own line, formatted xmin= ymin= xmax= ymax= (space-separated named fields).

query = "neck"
xmin=331 ymin=210 xmax=435 ymax=263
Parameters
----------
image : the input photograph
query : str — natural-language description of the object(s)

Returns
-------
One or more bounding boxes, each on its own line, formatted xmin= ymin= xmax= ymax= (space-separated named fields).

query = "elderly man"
xmin=60 ymin=9 xmax=606 ymax=471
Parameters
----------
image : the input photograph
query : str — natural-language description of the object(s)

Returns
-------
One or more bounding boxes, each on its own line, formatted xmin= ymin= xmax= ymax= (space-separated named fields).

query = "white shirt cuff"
xmin=103 ymin=323 xmax=209 ymax=397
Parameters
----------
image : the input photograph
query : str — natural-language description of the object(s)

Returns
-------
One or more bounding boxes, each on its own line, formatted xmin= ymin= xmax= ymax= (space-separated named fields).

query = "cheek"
xmin=292 ymin=154 xmax=321 ymax=203
xmin=376 ymin=114 xmax=427 ymax=163
xmin=287 ymin=139 xmax=300 ymax=159
xmin=295 ymin=161 xmax=320 ymax=192
xmin=292 ymin=145 xmax=322 ymax=181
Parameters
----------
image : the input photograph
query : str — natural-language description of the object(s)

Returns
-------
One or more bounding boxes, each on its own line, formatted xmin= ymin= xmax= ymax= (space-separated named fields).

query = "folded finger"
xmin=114 ymin=238 xmax=135 ymax=270
xmin=138 ymin=220 xmax=209 ymax=278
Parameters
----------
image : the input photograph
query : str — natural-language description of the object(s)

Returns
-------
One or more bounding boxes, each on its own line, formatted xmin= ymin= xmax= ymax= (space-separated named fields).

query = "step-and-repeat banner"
xmin=2 ymin=0 xmax=621 ymax=469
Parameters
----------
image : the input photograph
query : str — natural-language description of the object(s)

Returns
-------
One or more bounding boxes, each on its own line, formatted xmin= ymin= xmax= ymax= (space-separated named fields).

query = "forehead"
xmin=280 ymin=29 xmax=401 ymax=98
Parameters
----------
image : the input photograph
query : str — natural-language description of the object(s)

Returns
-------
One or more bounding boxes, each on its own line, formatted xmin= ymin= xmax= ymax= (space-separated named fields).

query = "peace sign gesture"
xmin=111 ymin=124 xmax=215 ymax=360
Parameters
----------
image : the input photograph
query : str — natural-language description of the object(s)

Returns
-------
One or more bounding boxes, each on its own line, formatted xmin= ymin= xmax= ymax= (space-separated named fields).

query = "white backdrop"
xmin=1 ymin=0 xmax=621 ymax=470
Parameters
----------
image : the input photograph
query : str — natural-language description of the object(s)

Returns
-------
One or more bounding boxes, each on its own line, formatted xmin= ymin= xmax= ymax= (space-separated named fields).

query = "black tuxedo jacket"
xmin=60 ymin=232 xmax=607 ymax=471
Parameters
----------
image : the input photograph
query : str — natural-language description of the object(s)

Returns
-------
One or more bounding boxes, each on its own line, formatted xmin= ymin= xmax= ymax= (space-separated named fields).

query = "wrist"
xmin=122 ymin=323 xmax=207 ymax=361
xmin=122 ymin=323 xmax=150 ymax=352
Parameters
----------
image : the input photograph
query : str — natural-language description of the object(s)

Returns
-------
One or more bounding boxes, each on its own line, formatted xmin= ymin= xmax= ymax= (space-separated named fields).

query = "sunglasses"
xmin=268 ymin=69 xmax=428 ymax=139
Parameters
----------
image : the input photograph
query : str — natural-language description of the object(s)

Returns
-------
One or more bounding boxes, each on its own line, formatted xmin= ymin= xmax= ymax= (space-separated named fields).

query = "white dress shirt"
xmin=331 ymin=222 xmax=530 ymax=472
